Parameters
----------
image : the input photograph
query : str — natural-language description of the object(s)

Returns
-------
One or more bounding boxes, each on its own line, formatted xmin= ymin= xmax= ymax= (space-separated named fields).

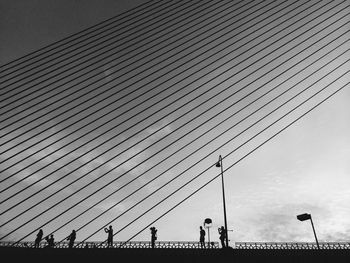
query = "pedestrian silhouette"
xmin=150 ymin=227 xmax=157 ymax=248
xmin=104 ymin=225 xmax=113 ymax=248
xmin=67 ymin=230 xmax=76 ymax=248
xmin=45 ymin=234 xmax=55 ymax=248
xmin=199 ymin=226 xmax=206 ymax=248
xmin=218 ymin=226 xmax=226 ymax=248
xmin=34 ymin=229 xmax=43 ymax=248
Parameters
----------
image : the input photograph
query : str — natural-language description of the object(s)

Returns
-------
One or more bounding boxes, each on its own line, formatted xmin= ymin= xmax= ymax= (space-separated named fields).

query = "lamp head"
xmin=204 ymin=218 xmax=212 ymax=226
xmin=297 ymin=213 xmax=311 ymax=221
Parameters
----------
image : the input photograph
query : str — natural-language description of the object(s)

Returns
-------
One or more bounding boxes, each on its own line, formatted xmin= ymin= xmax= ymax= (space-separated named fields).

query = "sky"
xmin=0 ymin=0 xmax=350 ymax=247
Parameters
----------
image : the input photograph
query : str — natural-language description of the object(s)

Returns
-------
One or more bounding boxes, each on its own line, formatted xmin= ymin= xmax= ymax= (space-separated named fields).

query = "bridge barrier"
xmin=0 ymin=240 xmax=220 ymax=249
xmin=1 ymin=241 xmax=350 ymax=249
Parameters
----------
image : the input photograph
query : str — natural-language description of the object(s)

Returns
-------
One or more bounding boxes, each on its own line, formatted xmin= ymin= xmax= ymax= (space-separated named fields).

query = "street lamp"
xmin=204 ymin=218 xmax=212 ymax=248
xmin=297 ymin=213 xmax=320 ymax=249
xmin=216 ymin=155 xmax=229 ymax=248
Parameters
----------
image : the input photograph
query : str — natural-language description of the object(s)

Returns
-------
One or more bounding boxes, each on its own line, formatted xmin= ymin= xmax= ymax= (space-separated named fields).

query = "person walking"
xmin=34 ymin=229 xmax=43 ymax=248
xmin=67 ymin=230 xmax=76 ymax=248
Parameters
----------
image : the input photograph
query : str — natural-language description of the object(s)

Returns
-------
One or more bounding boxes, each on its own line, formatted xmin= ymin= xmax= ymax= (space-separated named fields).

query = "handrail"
xmin=0 ymin=240 xmax=220 ymax=249
xmin=1 ymin=241 xmax=350 ymax=249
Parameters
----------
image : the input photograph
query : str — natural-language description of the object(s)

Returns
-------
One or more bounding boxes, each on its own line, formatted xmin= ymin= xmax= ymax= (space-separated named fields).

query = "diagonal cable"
xmin=0 ymin=0 xmax=336 ymax=219
xmin=0 ymin=0 xmax=290 ymax=185
xmin=0 ymin=0 xmax=167 ymax=79
xmin=0 ymin=0 xmax=326 ymax=188
xmin=0 ymin=0 xmax=258 ymax=128
xmin=2 ymin=10 xmax=348 ymax=239
xmin=0 ymin=1 xmax=344 ymax=224
xmin=0 ymin=0 xmax=202 ymax=88
xmin=0 ymin=0 xmax=241 ymax=132
xmin=0 ymin=0 xmax=344 ymax=213
xmin=0 ymin=0 xmax=159 ymax=73
xmin=118 ymin=80 xmax=350 ymax=246
xmin=78 ymin=68 xmax=350 ymax=244
xmin=50 ymin=42 xmax=350 ymax=243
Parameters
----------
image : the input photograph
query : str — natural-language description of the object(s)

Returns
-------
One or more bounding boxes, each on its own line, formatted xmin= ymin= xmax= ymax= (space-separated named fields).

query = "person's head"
xmin=109 ymin=225 xmax=112 ymax=229
xmin=200 ymin=226 xmax=203 ymax=230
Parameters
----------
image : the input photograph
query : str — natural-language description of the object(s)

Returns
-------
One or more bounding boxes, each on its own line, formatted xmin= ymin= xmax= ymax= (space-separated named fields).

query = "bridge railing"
xmin=1 ymin=241 xmax=350 ymax=249
xmin=234 ymin=242 xmax=350 ymax=249
xmin=0 ymin=240 xmax=219 ymax=249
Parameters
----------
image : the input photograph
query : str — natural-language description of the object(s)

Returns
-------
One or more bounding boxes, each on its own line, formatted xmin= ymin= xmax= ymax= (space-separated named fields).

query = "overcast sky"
xmin=0 ymin=0 xmax=350 ymax=246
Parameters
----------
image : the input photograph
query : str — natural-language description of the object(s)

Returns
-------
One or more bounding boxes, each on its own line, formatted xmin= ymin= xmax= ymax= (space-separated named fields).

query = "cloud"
xmin=234 ymin=203 xmax=328 ymax=242
xmin=2 ymin=118 xmax=173 ymax=199
xmin=232 ymin=197 xmax=350 ymax=243
xmin=0 ymin=117 xmax=176 ymax=241
xmin=0 ymin=119 xmax=172 ymax=195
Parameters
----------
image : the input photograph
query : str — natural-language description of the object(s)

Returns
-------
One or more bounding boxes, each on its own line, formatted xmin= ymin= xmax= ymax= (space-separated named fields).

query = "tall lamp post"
xmin=216 ymin=155 xmax=229 ymax=248
xmin=297 ymin=213 xmax=320 ymax=249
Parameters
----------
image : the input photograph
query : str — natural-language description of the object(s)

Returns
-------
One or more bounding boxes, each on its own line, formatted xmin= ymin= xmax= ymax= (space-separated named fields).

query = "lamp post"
xmin=216 ymin=155 xmax=229 ymax=248
xmin=204 ymin=218 xmax=212 ymax=248
xmin=297 ymin=213 xmax=320 ymax=249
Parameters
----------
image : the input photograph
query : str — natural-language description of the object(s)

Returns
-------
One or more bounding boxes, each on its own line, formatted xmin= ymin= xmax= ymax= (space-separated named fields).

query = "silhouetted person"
xmin=34 ymin=229 xmax=43 ymax=248
xmin=45 ymin=234 xmax=55 ymax=248
xmin=150 ymin=227 xmax=157 ymax=248
xmin=67 ymin=230 xmax=76 ymax=248
xmin=218 ymin=226 xmax=226 ymax=248
xmin=199 ymin=226 xmax=206 ymax=248
xmin=104 ymin=225 xmax=113 ymax=247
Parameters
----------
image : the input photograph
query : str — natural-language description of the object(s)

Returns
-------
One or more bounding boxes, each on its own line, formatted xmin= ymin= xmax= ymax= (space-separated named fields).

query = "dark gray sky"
xmin=0 ymin=0 xmax=146 ymax=64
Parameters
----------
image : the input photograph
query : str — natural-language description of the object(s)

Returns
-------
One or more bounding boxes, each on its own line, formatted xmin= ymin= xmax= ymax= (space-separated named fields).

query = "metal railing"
xmin=234 ymin=242 xmax=350 ymax=250
xmin=0 ymin=240 xmax=219 ymax=249
xmin=1 ymin=241 xmax=350 ymax=249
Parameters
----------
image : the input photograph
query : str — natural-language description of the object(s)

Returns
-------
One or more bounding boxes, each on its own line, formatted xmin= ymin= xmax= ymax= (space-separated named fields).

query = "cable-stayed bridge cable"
xmin=0 ymin=0 xmax=167 ymax=79
xmin=0 ymin=0 xmax=330 ymax=175
xmin=0 ymin=0 xmax=346 ymax=229
xmin=3 ymin=30 xmax=348 ymax=231
xmin=46 ymin=36 xmax=349 ymax=243
xmin=2 ymin=0 xmax=348 ymax=243
xmin=0 ymin=0 xmax=293 ymax=176
xmin=0 ymin=0 xmax=203 ymax=88
xmin=2 ymin=12 xmax=348 ymax=241
xmin=118 ymin=80 xmax=350 ymax=246
xmin=0 ymin=0 xmax=270 ymax=192
xmin=0 ymin=0 xmax=346 ymax=209
xmin=0 ymin=0 xmax=245 ymax=120
xmin=50 ymin=44 xmax=350 ymax=243
xmin=12 ymin=61 xmax=350 ymax=244
xmin=85 ymin=67 xmax=350 ymax=245
xmin=0 ymin=0 xmax=263 ymax=128
xmin=0 ymin=0 xmax=158 ymax=72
